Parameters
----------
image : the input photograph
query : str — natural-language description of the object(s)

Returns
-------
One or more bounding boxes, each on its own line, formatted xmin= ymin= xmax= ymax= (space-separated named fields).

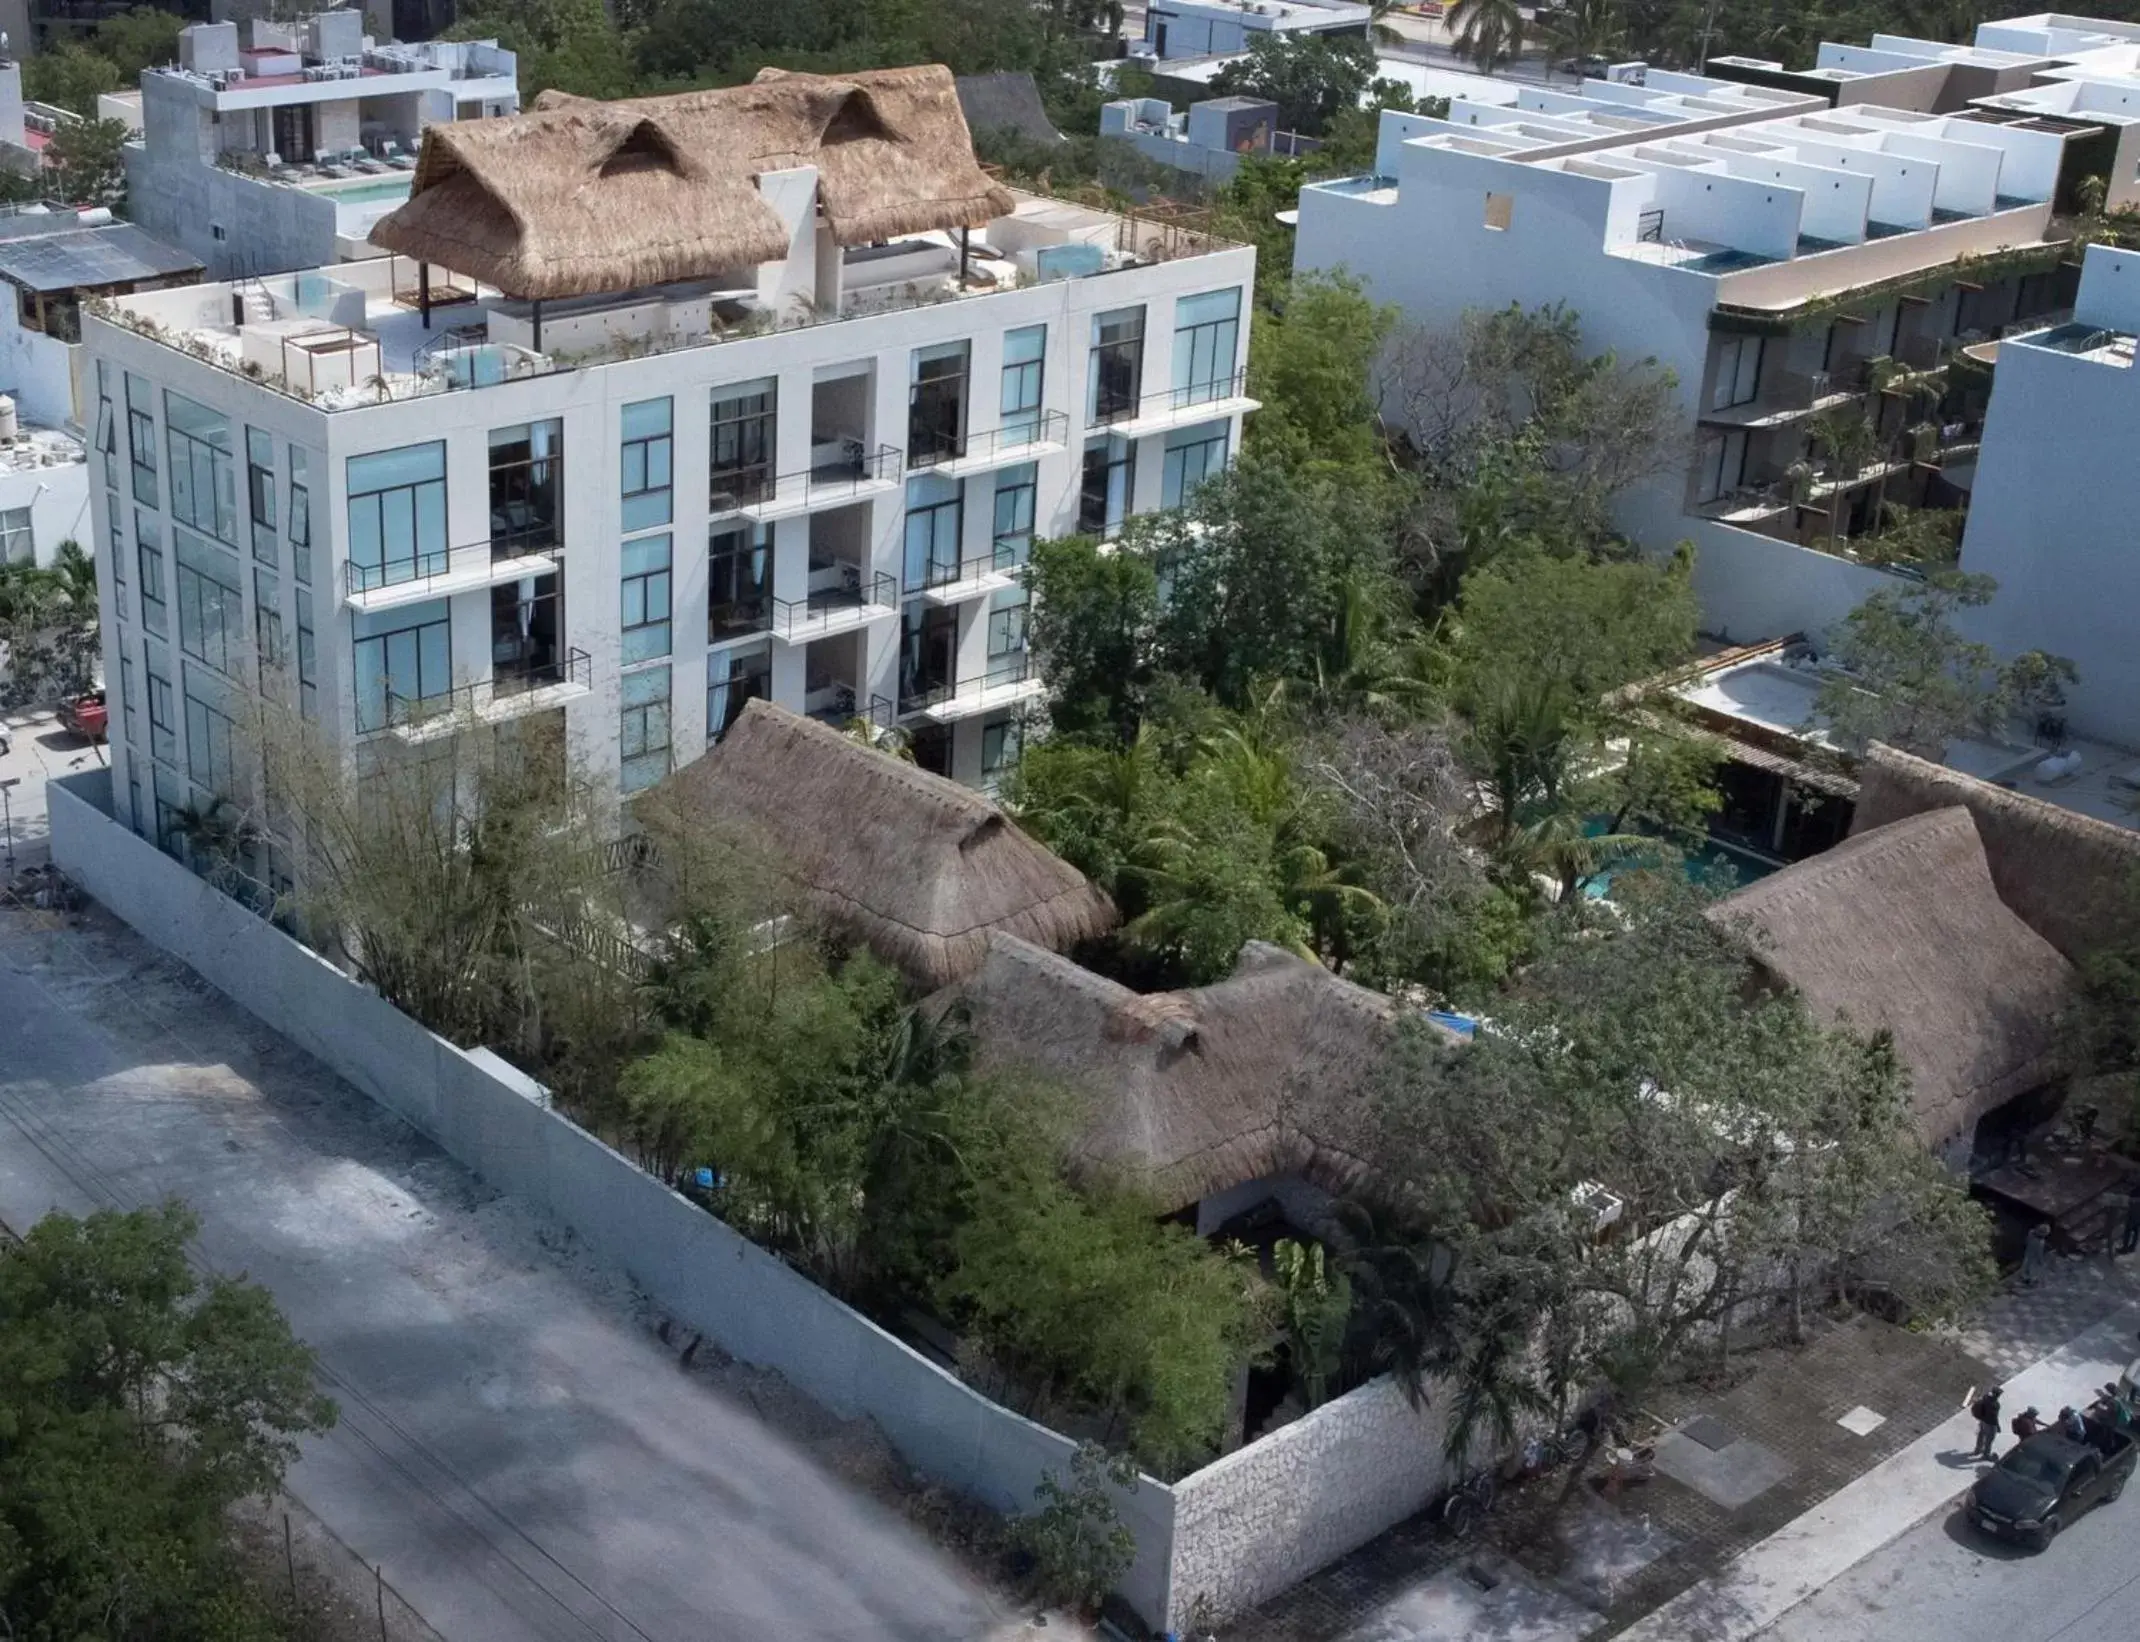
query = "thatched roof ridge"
xmin=637 ymin=700 xmax=1113 ymax=987
xmin=1708 ymin=806 xmax=2072 ymax=1147
xmin=1853 ymin=742 xmax=2140 ymax=962
xmin=370 ymin=64 xmax=1015 ymax=299
xmin=950 ymin=934 xmax=1447 ymax=1211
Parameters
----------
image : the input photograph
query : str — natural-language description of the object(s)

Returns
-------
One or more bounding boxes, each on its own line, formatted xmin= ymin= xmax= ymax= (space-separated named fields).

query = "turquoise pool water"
xmin=324 ymin=177 xmax=413 ymax=205
xmin=1579 ymin=819 xmax=1780 ymax=900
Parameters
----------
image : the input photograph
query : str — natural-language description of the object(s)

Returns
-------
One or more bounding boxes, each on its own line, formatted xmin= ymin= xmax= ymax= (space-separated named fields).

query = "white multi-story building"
xmin=1294 ymin=76 xmax=2081 ymax=643
xmin=83 ymin=65 xmax=1254 ymax=863
xmin=1957 ymin=243 xmax=2140 ymax=749
xmin=1140 ymin=0 xmax=1371 ymax=62
xmin=124 ymin=9 xmax=518 ymax=282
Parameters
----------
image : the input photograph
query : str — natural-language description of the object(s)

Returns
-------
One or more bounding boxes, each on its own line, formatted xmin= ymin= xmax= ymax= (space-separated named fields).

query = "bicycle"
xmin=1440 ymin=1467 xmax=1498 ymax=1538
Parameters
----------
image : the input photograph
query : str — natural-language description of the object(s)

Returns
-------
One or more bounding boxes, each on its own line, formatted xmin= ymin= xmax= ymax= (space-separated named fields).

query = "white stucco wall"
xmin=1959 ymin=245 xmax=2140 ymax=746
xmin=0 ymin=451 xmax=92 ymax=568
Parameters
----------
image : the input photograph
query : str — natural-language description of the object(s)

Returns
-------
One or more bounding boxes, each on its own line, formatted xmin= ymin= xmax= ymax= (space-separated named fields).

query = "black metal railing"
xmin=919 ymin=539 xmax=1028 ymax=592
xmin=710 ymin=443 xmax=902 ymax=517
xmin=928 ymin=408 xmax=1069 ymax=467
xmin=806 ymin=688 xmax=897 ymax=730
xmin=344 ymin=535 xmax=556 ymax=599
xmin=899 ymin=654 xmax=1035 ymax=717
xmin=769 ymin=571 xmax=898 ymax=641
xmin=384 ymin=646 xmax=591 ymax=731
xmin=1121 ymin=369 xmax=1252 ymax=424
xmin=708 ymin=596 xmax=774 ymax=643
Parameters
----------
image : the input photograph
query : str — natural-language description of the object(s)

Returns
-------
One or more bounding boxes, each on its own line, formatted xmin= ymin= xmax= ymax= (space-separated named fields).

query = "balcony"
xmin=709 ymin=442 xmax=903 ymax=524
xmin=804 ymin=687 xmax=897 ymax=730
xmin=917 ymin=543 xmax=1027 ymax=606
xmin=900 ymin=655 xmax=1044 ymax=725
xmin=928 ymin=410 xmax=1072 ymax=480
xmin=769 ymin=570 xmax=899 ymax=643
xmin=1696 ymin=370 xmax=1862 ymax=430
xmin=384 ymin=648 xmax=592 ymax=744
xmin=1100 ymin=371 xmax=1260 ymax=440
xmin=343 ymin=539 xmax=558 ymax=612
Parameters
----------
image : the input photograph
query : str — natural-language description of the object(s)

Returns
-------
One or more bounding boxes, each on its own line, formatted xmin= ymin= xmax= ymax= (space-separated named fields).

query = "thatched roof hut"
xmin=1854 ymin=742 xmax=2140 ymax=963
xmin=636 ymin=701 xmax=1114 ymax=987
xmin=370 ymin=65 xmax=1017 ymax=300
xmin=949 ymin=933 xmax=1457 ymax=1212
xmin=1707 ymin=806 xmax=2073 ymax=1148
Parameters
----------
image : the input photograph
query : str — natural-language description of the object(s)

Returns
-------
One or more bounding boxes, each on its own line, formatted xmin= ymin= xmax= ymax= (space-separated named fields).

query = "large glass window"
xmin=987 ymin=586 xmax=1028 ymax=660
xmin=490 ymin=571 xmax=560 ymax=691
xmin=347 ymin=442 xmax=447 ymax=590
xmin=246 ymin=426 xmax=276 ymax=564
xmin=294 ymin=588 xmax=317 ymax=720
xmin=137 ymin=511 xmax=167 ymax=636
xmin=621 ymin=397 xmax=673 ymax=532
xmin=288 ymin=448 xmax=312 ymax=586
xmin=992 ymin=463 xmax=1037 ymax=569
xmin=165 ymin=392 xmax=238 ymax=544
xmin=621 ymin=533 xmax=672 ymax=663
xmin=183 ymin=665 xmax=236 ymax=796
xmin=353 ymin=603 xmax=450 ymax=733
xmin=708 ymin=643 xmax=771 ymax=743
xmin=981 ymin=717 xmax=1023 ymax=790
xmin=95 ymin=360 xmax=117 ymax=489
xmin=254 ymin=566 xmax=282 ymax=685
xmin=619 ymin=665 xmax=672 ymax=792
xmin=1710 ymin=335 xmax=1764 ymax=411
xmin=1089 ymin=307 xmax=1145 ymax=425
xmin=119 ymin=653 xmax=138 ymax=751
xmin=710 ymin=381 xmax=776 ymax=509
xmin=144 ymin=648 xmax=176 ymax=767
xmin=125 ymin=372 xmax=157 ymax=507
xmin=1162 ymin=423 xmax=1229 ymax=509
xmin=1001 ymin=325 xmax=1046 ymax=443
xmin=708 ymin=522 xmax=771 ymax=641
xmin=174 ymin=528 xmax=243 ymax=676
xmin=489 ymin=419 xmax=562 ymax=558
xmin=1172 ymin=287 xmax=1242 ymax=406
xmin=909 ymin=341 xmax=969 ymax=466
xmin=899 ymin=602 xmax=958 ymax=709
xmin=1696 ymin=429 xmax=1749 ymax=505
xmin=904 ymin=472 xmax=964 ymax=588
xmin=1079 ymin=435 xmax=1135 ymax=538
xmin=105 ymin=497 xmax=126 ymax=621
xmin=0 ymin=508 xmax=32 ymax=565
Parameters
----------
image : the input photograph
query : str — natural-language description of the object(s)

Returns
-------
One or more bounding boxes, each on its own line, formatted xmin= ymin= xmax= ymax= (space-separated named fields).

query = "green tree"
xmin=1813 ymin=571 xmax=2078 ymax=758
xmin=1208 ymin=32 xmax=1376 ymax=136
xmin=1010 ymin=1443 xmax=1139 ymax=1614
xmin=24 ymin=44 xmax=121 ymax=119
xmin=1447 ymin=0 xmax=1528 ymax=73
xmin=0 ymin=1203 xmax=337 ymax=1640
xmin=0 ymin=540 xmax=99 ymax=709
xmin=451 ymin=0 xmax=639 ymax=99
xmin=1024 ymin=533 xmax=1160 ymax=742
xmin=1539 ymin=0 xmax=1628 ymax=73
xmin=94 ymin=7 xmax=186 ymax=80
xmin=1245 ymin=271 xmax=1397 ymax=479
xmin=44 ymin=117 xmax=131 ymax=209
xmin=1360 ymin=882 xmax=1993 ymax=1448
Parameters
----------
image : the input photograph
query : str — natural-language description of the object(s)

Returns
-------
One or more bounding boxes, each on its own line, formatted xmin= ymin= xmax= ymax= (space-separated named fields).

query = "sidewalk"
xmin=1616 ymin=1294 xmax=2140 ymax=1642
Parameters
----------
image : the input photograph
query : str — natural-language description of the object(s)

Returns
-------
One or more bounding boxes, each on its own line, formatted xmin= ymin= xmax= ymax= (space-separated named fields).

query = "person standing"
xmin=1972 ymin=1385 xmax=2004 ymax=1459
xmin=2021 ymin=1220 xmax=2051 ymax=1285
xmin=2013 ymin=1406 xmax=2045 ymax=1442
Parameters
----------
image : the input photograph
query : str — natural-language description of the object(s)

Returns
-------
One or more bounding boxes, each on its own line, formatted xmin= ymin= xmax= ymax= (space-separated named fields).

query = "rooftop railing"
xmin=708 ymin=444 xmax=903 ymax=518
xmin=384 ymin=646 xmax=591 ymax=732
xmin=769 ymin=571 xmax=898 ymax=642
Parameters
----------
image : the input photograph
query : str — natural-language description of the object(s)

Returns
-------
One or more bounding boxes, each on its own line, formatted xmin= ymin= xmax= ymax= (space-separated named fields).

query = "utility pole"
xmin=1698 ymin=0 xmax=1722 ymax=72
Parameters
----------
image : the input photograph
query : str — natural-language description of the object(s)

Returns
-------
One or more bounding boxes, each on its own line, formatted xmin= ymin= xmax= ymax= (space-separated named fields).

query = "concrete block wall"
xmin=44 ymin=771 xmax=1179 ymax=1623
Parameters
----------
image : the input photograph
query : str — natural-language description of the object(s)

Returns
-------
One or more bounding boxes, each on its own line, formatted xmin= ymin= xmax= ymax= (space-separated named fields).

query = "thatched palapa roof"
xmin=1853 ymin=742 xmax=2140 ymax=964
xmin=1707 ymin=806 xmax=2073 ymax=1147
xmin=948 ymin=934 xmax=1457 ymax=1212
xmin=369 ymin=64 xmax=1017 ymax=300
xmin=637 ymin=701 xmax=1114 ymax=987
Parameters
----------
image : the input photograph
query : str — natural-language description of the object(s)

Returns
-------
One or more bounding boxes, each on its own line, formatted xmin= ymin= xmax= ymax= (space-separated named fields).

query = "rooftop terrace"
xmin=89 ymin=193 xmax=1236 ymax=411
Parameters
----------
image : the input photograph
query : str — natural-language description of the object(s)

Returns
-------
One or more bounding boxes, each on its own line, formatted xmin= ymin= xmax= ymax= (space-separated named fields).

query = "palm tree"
xmin=1446 ymin=0 xmax=1527 ymax=75
xmin=1537 ymin=0 xmax=1626 ymax=79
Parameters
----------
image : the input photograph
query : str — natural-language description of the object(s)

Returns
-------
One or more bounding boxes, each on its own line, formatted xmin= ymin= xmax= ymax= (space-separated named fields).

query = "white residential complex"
xmin=124 ymin=10 xmax=518 ymax=282
xmin=83 ymin=66 xmax=1254 ymax=865
xmin=1139 ymin=0 xmax=1370 ymax=62
xmin=1295 ymin=60 xmax=2081 ymax=643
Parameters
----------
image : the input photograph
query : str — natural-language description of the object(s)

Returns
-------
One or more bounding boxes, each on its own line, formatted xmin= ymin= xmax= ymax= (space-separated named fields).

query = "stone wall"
xmin=1167 ymin=1374 xmax=1458 ymax=1628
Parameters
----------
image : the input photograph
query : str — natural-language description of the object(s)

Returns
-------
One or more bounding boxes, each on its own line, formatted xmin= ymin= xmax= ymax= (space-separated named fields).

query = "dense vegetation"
xmin=0 ymin=1203 xmax=337 ymax=1640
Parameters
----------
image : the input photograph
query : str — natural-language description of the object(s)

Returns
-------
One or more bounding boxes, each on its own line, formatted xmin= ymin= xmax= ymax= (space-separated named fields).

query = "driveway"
xmin=0 ymin=707 xmax=101 ymax=872
xmin=0 ymin=903 xmax=1008 ymax=1642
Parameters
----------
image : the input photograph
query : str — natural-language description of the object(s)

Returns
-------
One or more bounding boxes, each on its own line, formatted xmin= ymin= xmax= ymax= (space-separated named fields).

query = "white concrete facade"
xmin=83 ymin=192 xmax=1253 ymax=856
xmin=123 ymin=12 xmax=517 ymax=281
xmin=1294 ymin=94 xmax=2075 ymax=644
xmin=1142 ymin=0 xmax=1370 ymax=61
xmin=0 ymin=424 xmax=89 ymax=568
xmin=1959 ymin=245 xmax=2140 ymax=748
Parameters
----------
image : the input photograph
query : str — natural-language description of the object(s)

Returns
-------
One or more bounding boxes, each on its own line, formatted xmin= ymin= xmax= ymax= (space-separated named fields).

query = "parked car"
xmin=58 ymin=690 xmax=107 ymax=743
xmin=1968 ymin=1429 xmax=2135 ymax=1549
xmin=1557 ymin=54 xmax=1615 ymax=80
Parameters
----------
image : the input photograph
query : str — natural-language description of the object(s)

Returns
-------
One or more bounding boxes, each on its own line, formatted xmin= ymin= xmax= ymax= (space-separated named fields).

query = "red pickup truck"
xmin=59 ymin=690 xmax=107 ymax=743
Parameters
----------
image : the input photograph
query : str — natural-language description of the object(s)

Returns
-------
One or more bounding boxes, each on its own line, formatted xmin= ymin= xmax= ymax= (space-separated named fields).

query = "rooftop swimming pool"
xmin=321 ymin=176 xmax=413 ymax=206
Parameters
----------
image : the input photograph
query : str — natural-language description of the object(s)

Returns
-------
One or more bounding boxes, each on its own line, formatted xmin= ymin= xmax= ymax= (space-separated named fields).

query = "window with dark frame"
xmin=489 ymin=419 xmax=563 ymax=559
xmin=710 ymin=383 xmax=776 ymax=508
xmin=621 ymin=397 xmax=673 ymax=532
xmin=246 ymin=426 xmax=277 ymax=564
xmin=1000 ymin=324 xmax=1045 ymax=442
xmin=1088 ymin=307 xmax=1145 ymax=425
xmin=909 ymin=341 xmax=970 ymax=466
xmin=621 ymin=533 xmax=672 ymax=663
xmin=144 ymin=653 xmax=177 ymax=768
xmin=1079 ymin=436 xmax=1134 ymax=538
xmin=126 ymin=373 xmax=157 ymax=508
xmin=353 ymin=610 xmax=450 ymax=733
xmin=137 ymin=512 xmax=167 ymax=636
xmin=707 ymin=643 xmax=771 ymax=743
xmin=619 ymin=665 xmax=672 ymax=792
xmin=346 ymin=442 xmax=447 ymax=589
xmin=165 ymin=391 xmax=238 ymax=545
xmin=1171 ymin=288 xmax=1241 ymax=407
xmin=708 ymin=523 xmax=771 ymax=641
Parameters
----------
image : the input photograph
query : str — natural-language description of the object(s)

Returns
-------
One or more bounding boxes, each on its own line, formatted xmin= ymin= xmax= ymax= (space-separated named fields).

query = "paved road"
xmin=0 ymin=906 xmax=1007 ymax=1642
xmin=1753 ymin=1453 xmax=2138 ymax=1642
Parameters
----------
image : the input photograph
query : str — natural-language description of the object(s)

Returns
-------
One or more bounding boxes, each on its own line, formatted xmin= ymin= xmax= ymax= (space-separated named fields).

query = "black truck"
xmin=1967 ymin=1429 xmax=2137 ymax=1549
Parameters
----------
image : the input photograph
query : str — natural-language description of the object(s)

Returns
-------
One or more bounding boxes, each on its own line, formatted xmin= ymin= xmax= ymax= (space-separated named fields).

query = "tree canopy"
xmin=0 ymin=1203 xmax=336 ymax=1640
